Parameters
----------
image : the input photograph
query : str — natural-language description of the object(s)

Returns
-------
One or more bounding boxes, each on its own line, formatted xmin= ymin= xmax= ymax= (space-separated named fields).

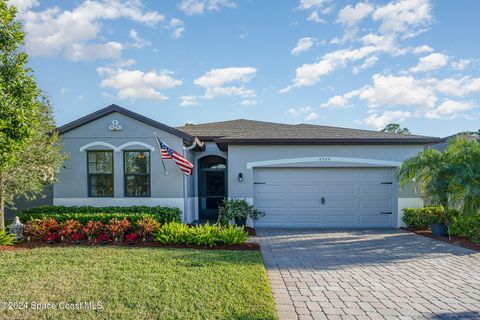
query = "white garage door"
xmin=254 ymin=167 xmax=396 ymax=228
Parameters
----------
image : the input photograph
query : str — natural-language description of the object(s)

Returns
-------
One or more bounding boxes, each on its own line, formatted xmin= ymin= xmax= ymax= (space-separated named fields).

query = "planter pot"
xmin=430 ymin=223 xmax=448 ymax=237
xmin=234 ymin=217 xmax=247 ymax=227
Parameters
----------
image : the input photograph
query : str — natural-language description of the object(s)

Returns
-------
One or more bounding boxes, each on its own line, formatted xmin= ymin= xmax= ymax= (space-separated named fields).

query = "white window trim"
xmin=79 ymin=141 xmax=155 ymax=152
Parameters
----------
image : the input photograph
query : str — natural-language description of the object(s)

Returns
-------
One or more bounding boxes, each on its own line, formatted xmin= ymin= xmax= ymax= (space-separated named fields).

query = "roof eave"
xmin=214 ymin=137 xmax=443 ymax=146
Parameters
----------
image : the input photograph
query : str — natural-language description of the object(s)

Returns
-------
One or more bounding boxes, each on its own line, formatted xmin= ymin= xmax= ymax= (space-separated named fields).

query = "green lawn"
xmin=0 ymin=247 xmax=277 ymax=320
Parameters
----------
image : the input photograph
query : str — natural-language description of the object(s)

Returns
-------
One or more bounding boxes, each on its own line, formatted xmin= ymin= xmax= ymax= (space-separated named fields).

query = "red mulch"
xmin=401 ymin=227 xmax=480 ymax=252
xmin=0 ymin=240 xmax=260 ymax=252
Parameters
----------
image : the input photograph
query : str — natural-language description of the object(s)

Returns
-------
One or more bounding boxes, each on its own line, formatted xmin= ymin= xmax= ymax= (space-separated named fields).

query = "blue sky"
xmin=12 ymin=0 xmax=480 ymax=137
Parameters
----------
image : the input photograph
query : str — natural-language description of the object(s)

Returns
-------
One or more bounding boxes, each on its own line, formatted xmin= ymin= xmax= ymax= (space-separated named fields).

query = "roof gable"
xmin=57 ymin=104 xmax=193 ymax=141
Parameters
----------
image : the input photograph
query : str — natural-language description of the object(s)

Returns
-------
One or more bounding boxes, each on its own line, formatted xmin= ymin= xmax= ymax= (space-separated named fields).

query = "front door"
xmin=198 ymin=156 xmax=227 ymax=221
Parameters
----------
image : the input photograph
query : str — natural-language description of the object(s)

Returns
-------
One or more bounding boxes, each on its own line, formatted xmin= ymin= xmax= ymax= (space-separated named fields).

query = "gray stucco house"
xmin=51 ymin=104 xmax=440 ymax=228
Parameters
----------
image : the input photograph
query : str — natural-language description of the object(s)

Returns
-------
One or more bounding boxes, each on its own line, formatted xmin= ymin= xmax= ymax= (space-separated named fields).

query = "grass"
xmin=0 ymin=247 xmax=277 ymax=320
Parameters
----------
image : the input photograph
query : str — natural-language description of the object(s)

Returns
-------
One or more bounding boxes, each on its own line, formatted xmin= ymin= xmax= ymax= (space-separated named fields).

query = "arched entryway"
xmin=198 ymin=156 xmax=227 ymax=221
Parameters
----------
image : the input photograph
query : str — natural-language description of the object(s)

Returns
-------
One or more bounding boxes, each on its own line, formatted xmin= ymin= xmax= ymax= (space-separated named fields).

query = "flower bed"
xmin=17 ymin=218 xmax=253 ymax=249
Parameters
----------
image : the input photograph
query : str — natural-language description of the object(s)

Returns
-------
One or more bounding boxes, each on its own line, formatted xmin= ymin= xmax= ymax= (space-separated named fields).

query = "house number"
xmin=318 ymin=157 xmax=331 ymax=161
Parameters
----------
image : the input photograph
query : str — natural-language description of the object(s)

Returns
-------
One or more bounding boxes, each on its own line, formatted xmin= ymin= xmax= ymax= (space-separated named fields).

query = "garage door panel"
xmin=254 ymin=167 xmax=396 ymax=228
xmin=359 ymin=215 xmax=392 ymax=224
xmin=359 ymin=200 xmax=391 ymax=209
xmin=255 ymin=184 xmax=288 ymax=194
xmin=359 ymin=185 xmax=391 ymax=195
xmin=324 ymin=184 xmax=356 ymax=194
xmin=324 ymin=214 xmax=356 ymax=224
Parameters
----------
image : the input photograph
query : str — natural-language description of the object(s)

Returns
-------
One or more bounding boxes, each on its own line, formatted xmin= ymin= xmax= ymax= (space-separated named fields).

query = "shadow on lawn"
xmin=257 ymin=228 xmax=478 ymax=270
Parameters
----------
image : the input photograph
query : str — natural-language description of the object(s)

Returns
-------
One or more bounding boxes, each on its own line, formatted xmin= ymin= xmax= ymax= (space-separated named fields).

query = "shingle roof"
xmin=176 ymin=119 xmax=441 ymax=145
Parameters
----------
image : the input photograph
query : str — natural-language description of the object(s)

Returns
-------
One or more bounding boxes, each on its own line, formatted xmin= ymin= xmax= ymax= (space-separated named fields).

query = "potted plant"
xmin=218 ymin=199 xmax=264 ymax=226
xmin=427 ymin=207 xmax=459 ymax=237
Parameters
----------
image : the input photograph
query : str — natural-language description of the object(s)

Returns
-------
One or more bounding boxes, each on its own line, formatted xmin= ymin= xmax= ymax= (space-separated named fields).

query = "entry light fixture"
xmin=238 ymin=173 xmax=243 ymax=182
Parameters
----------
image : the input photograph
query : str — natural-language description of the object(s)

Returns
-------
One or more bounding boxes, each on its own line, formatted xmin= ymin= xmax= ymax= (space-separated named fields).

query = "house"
xmin=426 ymin=132 xmax=480 ymax=151
xmin=46 ymin=104 xmax=440 ymax=228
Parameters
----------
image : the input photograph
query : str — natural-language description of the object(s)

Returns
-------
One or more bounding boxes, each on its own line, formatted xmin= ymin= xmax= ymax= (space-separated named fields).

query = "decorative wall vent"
xmin=109 ymin=120 xmax=122 ymax=131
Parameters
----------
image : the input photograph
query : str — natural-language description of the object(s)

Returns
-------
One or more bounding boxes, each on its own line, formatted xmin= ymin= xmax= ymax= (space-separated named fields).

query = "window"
xmin=124 ymin=151 xmax=150 ymax=197
xmin=88 ymin=151 xmax=114 ymax=197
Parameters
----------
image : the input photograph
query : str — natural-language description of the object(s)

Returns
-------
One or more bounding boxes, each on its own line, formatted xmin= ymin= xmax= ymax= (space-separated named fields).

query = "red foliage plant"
xmin=136 ymin=217 xmax=161 ymax=241
xmin=125 ymin=233 xmax=138 ymax=244
xmin=107 ymin=218 xmax=131 ymax=240
xmin=45 ymin=232 xmax=59 ymax=243
xmin=70 ymin=231 xmax=85 ymax=242
xmin=96 ymin=233 xmax=109 ymax=244
xmin=83 ymin=221 xmax=105 ymax=240
xmin=59 ymin=220 xmax=83 ymax=241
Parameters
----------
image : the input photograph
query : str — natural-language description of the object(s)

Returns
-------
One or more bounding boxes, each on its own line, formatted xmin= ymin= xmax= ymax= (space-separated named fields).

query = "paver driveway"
xmin=257 ymin=229 xmax=480 ymax=320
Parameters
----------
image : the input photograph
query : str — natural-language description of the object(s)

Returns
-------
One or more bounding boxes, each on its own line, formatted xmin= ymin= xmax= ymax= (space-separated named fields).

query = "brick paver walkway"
xmin=257 ymin=229 xmax=480 ymax=320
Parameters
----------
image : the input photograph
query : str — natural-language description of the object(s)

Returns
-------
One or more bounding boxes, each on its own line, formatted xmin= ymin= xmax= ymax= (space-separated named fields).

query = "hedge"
xmin=18 ymin=206 xmax=181 ymax=225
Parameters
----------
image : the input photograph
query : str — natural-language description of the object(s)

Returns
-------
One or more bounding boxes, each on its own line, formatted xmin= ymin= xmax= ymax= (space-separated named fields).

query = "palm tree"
xmin=398 ymin=136 xmax=480 ymax=214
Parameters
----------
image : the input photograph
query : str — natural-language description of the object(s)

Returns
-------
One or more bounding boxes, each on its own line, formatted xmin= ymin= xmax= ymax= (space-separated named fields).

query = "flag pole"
xmin=153 ymin=131 xmax=168 ymax=175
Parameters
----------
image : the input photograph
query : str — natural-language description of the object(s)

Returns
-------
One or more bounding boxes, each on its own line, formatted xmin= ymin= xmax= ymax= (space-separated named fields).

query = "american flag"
xmin=157 ymin=138 xmax=193 ymax=175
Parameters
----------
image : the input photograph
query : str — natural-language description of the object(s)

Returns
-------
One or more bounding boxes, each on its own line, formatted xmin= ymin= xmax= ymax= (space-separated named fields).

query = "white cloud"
xmin=372 ymin=0 xmax=432 ymax=35
xmin=178 ymin=0 xmax=236 ymax=16
xmin=18 ymin=0 xmax=163 ymax=61
xmin=451 ymin=59 xmax=472 ymax=71
xmin=336 ymin=2 xmax=374 ymax=27
xmin=359 ymin=110 xmax=412 ymax=129
xmin=97 ymin=67 xmax=182 ymax=100
xmin=307 ymin=11 xmax=325 ymax=23
xmin=353 ymin=56 xmax=379 ymax=74
xmin=432 ymin=77 xmax=480 ymax=97
xmin=305 ymin=112 xmax=320 ymax=121
xmin=412 ymin=45 xmax=434 ymax=54
xmin=128 ymin=29 xmax=152 ymax=49
xmin=65 ymin=42 xmax=124 ymax=62
xmin=180 ymin=96 xmax=198 ymax=106
xmin=425 ymin=100 xmax=476 ymax=119
xmin=240 ymin=99 xmax=257 ymax=106
xmin=320 ymin=95 xmax=348 ymax=108
xmin=194 ymin=67 xmax=257 ymax=99
xmin=291 ymin=37 xmax=316 ymax=56
xmin=167 ymin=18 xmax=185 ymax=39
xmin=8 ymin=0 xmax=38 ymax=13
xmin=357 ymin=74 xmax=437 ymax=109
xmin=298 ymin=0 xmax=330 ymax=10
xmin=410 ymin=53 xmax=449 ymax=73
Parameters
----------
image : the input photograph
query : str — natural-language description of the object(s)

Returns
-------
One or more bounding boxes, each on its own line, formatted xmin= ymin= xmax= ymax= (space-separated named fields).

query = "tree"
xmin=0 ymin=1 xmax=57 ymax=228
xmin=381 ymin=123 xmax=411 ymax=135
xmin=398 ymin=136 xmax=480 ymax=215
xmin=0 ymin=99 xmax=66 ymax=229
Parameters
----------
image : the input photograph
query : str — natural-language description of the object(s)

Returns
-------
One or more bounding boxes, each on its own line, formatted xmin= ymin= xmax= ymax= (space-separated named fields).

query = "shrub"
xmin=37 ymin=218 xmax=59 ymax=242
xmin=19 ymin=206 xmax=181 ymax=224
xmin=125 ymin=233 xmax=138 ymax=244
xmin=0 ymin=230 xmax=16 ymax=246
xmin=154 ymin=222 xmax=249 ymax=247
xmin=107 ymin=218 xmax=131 ymax=242
xmin=24 ymin=219 xmax=43 ymax=241
xmin=155 ymin=222 xmax=193 ymax=245
xmin=218 ymin=199 xmax=264 ymax=225
xmin=450 ymin=213 xmax=480 ymax=243
xmin=136 ymin=217 xmax=161 ymax=242
xmin=402 ymin=206 xmax=444 ymax=228
xmin=83 ymin=221 xmax=105 ymax=241
xmin=59 ymin=220 xmax=83 ymax=242
xmin=190 ymin=224 xmax=220 ymax=247
xmin=217 ymin=225 xmax=249 ymax=245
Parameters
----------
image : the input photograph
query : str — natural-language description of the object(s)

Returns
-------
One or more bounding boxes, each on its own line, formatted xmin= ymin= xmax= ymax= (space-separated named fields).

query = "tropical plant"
xmin=0 ymin=229 xmax=16 ymax=245
xmin=83 ymin=221 xmax=105 ymax=241
xmin=136 ymin=216 xmax=161 ymax=242
xmin=450 ymin=213 xmax=480 ymax=243
xmin=107 ymin=218 xmax=131 ymax=243
xmin=217 ymin=199 xmax=264 ymax=226
xmin=155 ymin=222 xmax=192 ymax=245
xmin=58 ymin=220 xmax=82 ymax=242
xmin=398 ymin=149 xmax=454 ymax=209
xmin=218 ymin=225 xmax=249 ymax=245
